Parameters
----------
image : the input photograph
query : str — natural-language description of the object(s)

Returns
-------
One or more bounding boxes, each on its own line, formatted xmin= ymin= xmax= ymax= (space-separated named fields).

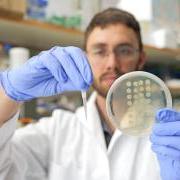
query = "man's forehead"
xmin=87 ymin=24 xmax=139 ymax=49
xmin=91 ymin=23 xmax=134 ymax=33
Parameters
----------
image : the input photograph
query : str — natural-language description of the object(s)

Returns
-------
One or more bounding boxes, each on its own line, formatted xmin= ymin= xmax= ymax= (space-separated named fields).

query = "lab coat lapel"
xmin=75 ymin=93 xmax=110 ymax=180
xmin=78 ymin=92 xmax=107 ymax=152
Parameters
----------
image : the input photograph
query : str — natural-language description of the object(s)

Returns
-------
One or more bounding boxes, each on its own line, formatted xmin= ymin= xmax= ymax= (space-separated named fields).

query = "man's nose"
xmin=105 ymin=52 xmax=118 ymax=69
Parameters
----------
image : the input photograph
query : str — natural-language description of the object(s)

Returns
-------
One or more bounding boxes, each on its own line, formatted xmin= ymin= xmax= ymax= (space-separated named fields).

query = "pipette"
xmin=81 ymin=91 xmax=87 ymax=120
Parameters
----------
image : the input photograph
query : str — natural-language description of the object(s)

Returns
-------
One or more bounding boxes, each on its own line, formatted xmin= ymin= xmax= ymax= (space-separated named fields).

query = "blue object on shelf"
xmin=27 ymin=0 xmax=48 ymax=21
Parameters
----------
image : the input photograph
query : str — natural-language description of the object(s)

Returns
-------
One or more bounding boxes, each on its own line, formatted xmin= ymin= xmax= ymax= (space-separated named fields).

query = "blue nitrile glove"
xmin=150 ymin=108 xmax=180 ymax=180
xmin=0 ymin=46 xmax=93 ymax=101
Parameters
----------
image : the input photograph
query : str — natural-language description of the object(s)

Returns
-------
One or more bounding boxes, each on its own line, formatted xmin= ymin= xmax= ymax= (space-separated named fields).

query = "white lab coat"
xmin=0 ymin=93 xmax=161 ymax=180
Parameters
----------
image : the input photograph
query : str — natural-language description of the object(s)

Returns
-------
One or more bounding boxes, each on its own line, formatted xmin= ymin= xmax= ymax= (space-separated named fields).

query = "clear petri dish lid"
xmin=106 ymin=71 xmax=172 ymax=136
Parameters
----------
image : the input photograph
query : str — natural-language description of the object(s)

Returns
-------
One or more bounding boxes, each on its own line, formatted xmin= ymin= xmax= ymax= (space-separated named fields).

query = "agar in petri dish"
xmin=106 ymin=71 xmax=172 ymax=136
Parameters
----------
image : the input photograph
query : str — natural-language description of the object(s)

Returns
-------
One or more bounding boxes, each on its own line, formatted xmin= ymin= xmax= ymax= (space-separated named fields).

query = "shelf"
xmin=144 ymin=45 xmax=180 ymax=65
xmin=0 ymin=16 xmax=84 ymax=50
xmin=0 ymin=16 xmax=180 ymax=65
xmin=170 ymin=87 xmax=180 ymax=97
xmin=166 ymin=80 xmax=180 ymax=97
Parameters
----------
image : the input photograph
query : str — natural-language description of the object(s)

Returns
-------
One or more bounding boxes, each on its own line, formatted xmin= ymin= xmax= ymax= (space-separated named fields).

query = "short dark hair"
xmin=84 ymin=8 xmax=143 ymax=51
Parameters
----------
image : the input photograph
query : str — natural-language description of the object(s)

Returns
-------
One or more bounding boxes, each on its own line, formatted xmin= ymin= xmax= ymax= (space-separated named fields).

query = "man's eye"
xmin=117 ymin=48 xmax=133 ymax=55
xmin=119 ymin=48 xmax=132 ymax=55
xmin=94 ymin=50 xmax=106 ymax=55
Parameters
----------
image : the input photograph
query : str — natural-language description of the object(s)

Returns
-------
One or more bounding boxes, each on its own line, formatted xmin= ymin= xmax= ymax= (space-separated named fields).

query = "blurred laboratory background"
xmin=0 ymin=0 xmax=179 ymax=125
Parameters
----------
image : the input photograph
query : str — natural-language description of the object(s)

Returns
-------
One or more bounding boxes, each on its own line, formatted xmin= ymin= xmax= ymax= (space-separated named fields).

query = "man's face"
xmin=86 ymin=24 xmax=146 ymax=97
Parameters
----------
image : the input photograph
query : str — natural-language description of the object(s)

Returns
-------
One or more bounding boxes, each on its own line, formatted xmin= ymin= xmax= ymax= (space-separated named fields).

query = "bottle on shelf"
xmin=26 ymin=0 xmax=48 ymax=21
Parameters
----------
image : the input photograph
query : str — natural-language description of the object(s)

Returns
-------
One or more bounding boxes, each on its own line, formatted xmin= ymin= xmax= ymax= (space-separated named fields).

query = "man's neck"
xmin=96 ymin=94 xmax=116 ymax=134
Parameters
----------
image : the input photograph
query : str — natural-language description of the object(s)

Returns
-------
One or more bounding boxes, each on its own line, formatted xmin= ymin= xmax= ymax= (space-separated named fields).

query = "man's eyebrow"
xmin=91 ymin=42 xmax=134 ymax=49
xmin=115 ymin=43 xmax=134 ymax=48
xmin=91 ymin=43 xmax=107 ymax=49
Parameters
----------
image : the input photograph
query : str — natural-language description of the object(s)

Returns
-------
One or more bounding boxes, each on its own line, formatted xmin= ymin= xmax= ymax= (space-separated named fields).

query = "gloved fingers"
xmin=153 ymin=121 xmax=180 ymax=136
xmin=26 ymin=78 xmax=61 ymax=97
xmin=57 ymin=78 xmax=89 ymax=92
xmin=40 ymin=79 xmax=62 ymax=96
xmin=50 ymin=47 xmax=92 ymax=90
xmin=156 ymin=108 xmax=180 ymax=123
xmin=37 ymin=50 xmax=68 ymax=83
xmin=64 ymin=46 xmax=93 ymax=86
xmin=157 ymin=154 xmax=180 ymax=179
xmin=152 ymin=144 xmax=180 ymax=160
xmin=150 ymin=134 xmax=180 ymax=151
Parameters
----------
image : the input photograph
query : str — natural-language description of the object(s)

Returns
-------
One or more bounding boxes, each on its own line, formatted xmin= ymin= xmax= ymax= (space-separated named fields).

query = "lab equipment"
xmin=27 ymin=0 xmax=48 ymax=21
xmin=151 ymin=108 xmax=180 ymax=180
xmin=81 ymin=91 xmax=87 ymax=120
xmin=9 ymin=47 xmax=30 ymax=69
xmin=0 ymin=46 xmax=93 ymax=101
xmin=106 ymin=71 xmax=172 ymax=136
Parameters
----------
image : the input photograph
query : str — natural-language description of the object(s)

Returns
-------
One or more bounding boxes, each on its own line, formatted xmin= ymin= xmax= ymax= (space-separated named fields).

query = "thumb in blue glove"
xmin=0 ymin=46 xmax=93 ymax=101
xmin=150 ymin=108 xmax=180 ymax=180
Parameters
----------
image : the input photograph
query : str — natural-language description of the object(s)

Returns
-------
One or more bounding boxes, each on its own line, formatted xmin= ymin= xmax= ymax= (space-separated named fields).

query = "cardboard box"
xmin=8 ymin=0 xmax=26 ymax=15
xmin=0 ymin=0 xmax=8 ymax=8
xmin=0 ymin=0 xmax=26 ymax=19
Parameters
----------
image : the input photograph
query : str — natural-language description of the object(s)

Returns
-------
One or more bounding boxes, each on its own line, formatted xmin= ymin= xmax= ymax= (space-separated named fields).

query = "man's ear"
xmin=138 ymin=51 xmax=147 ymax=70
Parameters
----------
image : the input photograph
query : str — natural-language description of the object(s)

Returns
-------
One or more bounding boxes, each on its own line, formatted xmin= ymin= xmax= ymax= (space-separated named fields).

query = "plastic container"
xmin=27 ymin=0 xmax=48 ymax=21
xmin=9 ymin=47 xmax=30 ymax=69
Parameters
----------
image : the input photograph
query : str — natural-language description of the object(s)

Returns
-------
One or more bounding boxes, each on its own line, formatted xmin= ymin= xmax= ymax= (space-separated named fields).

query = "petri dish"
xmin=106 ymin=71 xmax=172 ymax=136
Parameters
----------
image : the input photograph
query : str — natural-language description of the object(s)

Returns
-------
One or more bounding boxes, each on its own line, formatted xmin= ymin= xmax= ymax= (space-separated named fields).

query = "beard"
xmin=93 ymin=64 xmax=140 ymax=98
xmin=92 ymin=81 xmax=109 ymax=98
xmin=92 ymin=70 xmax=122 ymax=98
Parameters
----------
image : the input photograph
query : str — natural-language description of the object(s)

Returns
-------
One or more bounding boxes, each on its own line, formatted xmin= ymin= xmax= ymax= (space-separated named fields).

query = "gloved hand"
xmin=0 ymin=46 xmax=93 ymax=101
xmin=150 ymin=108 xmax=180 ymax=180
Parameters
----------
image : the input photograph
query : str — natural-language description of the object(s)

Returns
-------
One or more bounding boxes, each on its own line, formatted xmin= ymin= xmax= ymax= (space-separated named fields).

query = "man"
xmin=0 ymin=8 xmax=179 ymax=180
